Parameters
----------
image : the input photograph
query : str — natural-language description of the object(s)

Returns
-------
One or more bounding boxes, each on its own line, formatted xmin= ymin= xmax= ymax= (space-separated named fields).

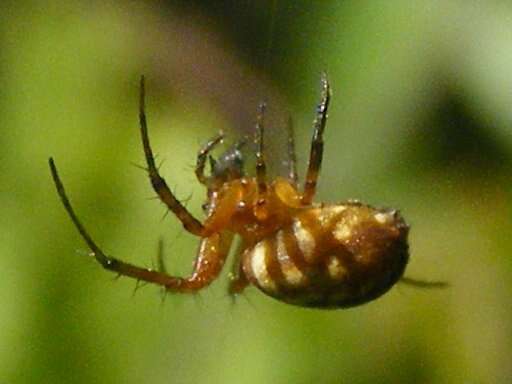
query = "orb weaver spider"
xmin=49 ymin=75 xmax=445 ymax=308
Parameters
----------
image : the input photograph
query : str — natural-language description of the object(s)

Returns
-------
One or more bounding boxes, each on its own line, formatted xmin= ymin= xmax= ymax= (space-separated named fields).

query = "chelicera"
xmin=49 ymin=75 xmax=444 ymax=308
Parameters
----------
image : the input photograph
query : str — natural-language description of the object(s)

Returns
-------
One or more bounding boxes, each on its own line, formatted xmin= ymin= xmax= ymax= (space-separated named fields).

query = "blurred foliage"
xmin=1 ymin=1 xmax=512 ymax=383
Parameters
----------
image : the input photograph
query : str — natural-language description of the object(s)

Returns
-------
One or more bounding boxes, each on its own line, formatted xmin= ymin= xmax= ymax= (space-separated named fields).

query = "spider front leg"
xmin=49 ymin=157 xmax=233 ymax=292
xmin=139 ymin=75 xmax=204 ymax=236
xmin=254 ymin=102 xmax=269 ymax=220
xmin=195 ymin=132 xmax=224 ymax=186
xmin=286 ymin=116 xmax=299 ymax=188
xmin=302 ymin=73 xmax=331 ymax=204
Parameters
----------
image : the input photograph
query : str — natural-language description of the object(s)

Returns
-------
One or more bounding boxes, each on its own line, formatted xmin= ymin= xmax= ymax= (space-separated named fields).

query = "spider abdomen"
xmin=242 ymin=203 xmax=409 ymax=308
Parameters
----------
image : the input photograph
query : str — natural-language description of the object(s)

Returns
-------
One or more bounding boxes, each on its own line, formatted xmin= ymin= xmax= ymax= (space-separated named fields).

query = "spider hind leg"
xmin=400 ymin=277 xmax=449 ymax=289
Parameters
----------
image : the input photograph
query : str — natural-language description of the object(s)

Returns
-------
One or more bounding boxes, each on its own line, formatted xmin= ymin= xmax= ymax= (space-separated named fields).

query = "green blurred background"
xmin=2 ymin=1 xmax=512 ymax=383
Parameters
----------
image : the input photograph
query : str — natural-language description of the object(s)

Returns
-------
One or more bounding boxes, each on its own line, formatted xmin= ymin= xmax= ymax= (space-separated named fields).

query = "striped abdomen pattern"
xmin=242 ymin=203 xmax=409 ymax=308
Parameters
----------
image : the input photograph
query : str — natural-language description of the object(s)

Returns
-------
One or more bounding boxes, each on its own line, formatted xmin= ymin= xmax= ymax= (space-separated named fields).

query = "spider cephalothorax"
xmin=49 ymin=75 xmax=443 ymax=309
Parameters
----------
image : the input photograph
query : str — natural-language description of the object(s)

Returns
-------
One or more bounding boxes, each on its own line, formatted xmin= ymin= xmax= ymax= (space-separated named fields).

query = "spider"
xmin=49 ymin=74 xmax=445 ymax=308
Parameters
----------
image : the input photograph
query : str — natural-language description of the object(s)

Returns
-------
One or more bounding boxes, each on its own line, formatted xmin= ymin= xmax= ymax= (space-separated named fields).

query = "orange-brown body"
xmin=205 ymin=177 xmax=408 ymax=308
xmin=50 ymin=75 xmax=419 ymax=310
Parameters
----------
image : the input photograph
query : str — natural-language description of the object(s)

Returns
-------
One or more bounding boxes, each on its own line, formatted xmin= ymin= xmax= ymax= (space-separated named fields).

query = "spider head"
xmin=201 ymin=139 xmax=246 ymax=214
xmin=209 ymin=139 xmax=246 ymax=185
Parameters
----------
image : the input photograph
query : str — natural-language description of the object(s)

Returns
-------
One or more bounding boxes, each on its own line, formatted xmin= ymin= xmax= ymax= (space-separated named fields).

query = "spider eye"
xmin=210 ymin=144 xmax=245 ymax=182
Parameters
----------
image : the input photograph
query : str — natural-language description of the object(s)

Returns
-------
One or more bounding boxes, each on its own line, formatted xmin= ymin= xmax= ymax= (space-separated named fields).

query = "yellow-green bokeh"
xmin=1 ymin=1 xmax=512 ymax=383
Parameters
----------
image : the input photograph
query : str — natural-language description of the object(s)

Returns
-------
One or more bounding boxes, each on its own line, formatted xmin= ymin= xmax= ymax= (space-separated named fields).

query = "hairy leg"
xmin=254 ymin=102 xmax=268 ymax=220
xmin=139 ymin=76 xmax=204 ymax=235
xmin=228 ymin=241 xmax=250 ymax=296
xmin=286 ymin=116 xmax=299 ymax=187
xmin=49 ymin=157 xmax=233 ymax=292
xmin=302 ymin=73 xmax=331 ymax=204
xmin=195 ymin=132 xmax=224 ymax=185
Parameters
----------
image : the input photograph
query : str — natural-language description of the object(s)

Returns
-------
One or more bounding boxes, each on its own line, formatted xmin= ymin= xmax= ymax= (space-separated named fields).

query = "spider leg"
xmin=302 ymin=73 xmax=331 ymax=204
xmin=185 ymin=231 xmax=234 ymax=291
xmin=156 ymin=237 xmax=167 ymax=273
xmin=228 ymin=241 xmax=250 ymax=296
xmin=254 ymin=102 xmax=268 ymax=220
xmin=139 ymin=76 xmax=205 ymax=236
xmin=49 ymin=158 xmax=180 ymax=286
xmin=195 ymin=132 xmax=224 ymax=185
xmin=286 ymin=116 xmax=299 ymax=187
xmin=228 ymin=263 xmax=250 ymax=296
xmin=400 ymin=276 xmax=449 ymax=289
xmin=49 ymin=157 xmax=233 ymax=292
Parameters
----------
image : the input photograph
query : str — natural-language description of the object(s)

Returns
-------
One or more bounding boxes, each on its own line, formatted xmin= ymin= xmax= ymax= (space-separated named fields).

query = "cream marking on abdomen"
xmin=318 ymin=206 xmax=347 ymax=228
xmin=333 ymin=222 xmax=352 ymax=241
xmin=250 ymin=241 xmax=277 ymax=292
xmin=326 ymin=255 xmax=348 ymax=281
xmin=292 ymin=219 xmax=316 ymax=262
xmin=374 ymin=212 xmax=392 ymax=224
xmin=333 ymin=214 xmax=360 ymax=242
xmin=276 ymin=229 xmax=306 ymax=286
